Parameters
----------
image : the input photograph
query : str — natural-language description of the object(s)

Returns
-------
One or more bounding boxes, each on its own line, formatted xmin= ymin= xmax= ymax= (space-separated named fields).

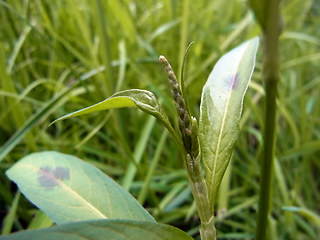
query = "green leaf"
xmin=0 ymin=219 xmax=193 ymax=240
xmin=0 ymin=66 xmax=105 ymax=163
xmin=6 ymin=151 xmax=154 ymax=224
xmin=199 ymin=37 xmax=259 ymax=210
xmin=282 ymin=206 xmax=320 ymax=227
xmin=50 ymin=89 xmax=184 ymax=152
xmin=1 ymin=192 xmax=20 ymax=235
xmin=51 ymin=89 xmax=169 ymax=127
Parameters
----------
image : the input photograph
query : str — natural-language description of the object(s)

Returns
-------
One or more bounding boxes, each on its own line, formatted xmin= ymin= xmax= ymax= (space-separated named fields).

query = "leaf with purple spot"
xmin=199 ymin=37 xmax=259 ymax=211
xmin=6 ymin=151 xmax=154 ymax=224
xmin=37 ymin=166 xmax=70 ymax=190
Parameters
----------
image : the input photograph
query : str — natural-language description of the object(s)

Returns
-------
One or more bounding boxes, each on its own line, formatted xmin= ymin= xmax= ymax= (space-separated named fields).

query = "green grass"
xmin=0 ymin=0 xmax=319 ymax=239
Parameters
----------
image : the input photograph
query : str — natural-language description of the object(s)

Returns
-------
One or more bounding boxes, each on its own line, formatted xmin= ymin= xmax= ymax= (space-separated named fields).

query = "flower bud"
xmin=159 ymin=55 xmax=199 ymax=157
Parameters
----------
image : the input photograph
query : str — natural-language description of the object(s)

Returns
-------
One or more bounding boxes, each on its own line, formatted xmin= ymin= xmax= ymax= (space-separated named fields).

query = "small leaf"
xmin=50 ymin=89 xmax=183 ymax=152
xmin=0 ymin=219 xmax=193 ymax=240
xmin=199 ymin=37 xmax=259 ymax=211
xmin=50 ymin=89 xmax=170 ymax=129
xmin=6 ymin=151 xmax=154 ymax=224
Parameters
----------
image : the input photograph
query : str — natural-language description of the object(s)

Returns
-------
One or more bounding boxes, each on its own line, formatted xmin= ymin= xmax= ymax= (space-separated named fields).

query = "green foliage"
xmin=2 ymin=37 xmax=259 ymax=239
xmin=0 ymin=0 xmax=319 ymax=239
xmin=51 ymin=89 xmax=166 ymax=126
xmin=0 ymin=219 xmax=193 ymax=240
xmin=6 ymin=151 xmax=154 ymax=224
xmin=283 ymin=206 xmax=320 ymax=227
xmin=199 ymin=37 xmax=259 ymax=211
xmin=0 ymin=68 xmax=105 ymax=162
xmin=50 ymin=89 xmax=183 ymax=151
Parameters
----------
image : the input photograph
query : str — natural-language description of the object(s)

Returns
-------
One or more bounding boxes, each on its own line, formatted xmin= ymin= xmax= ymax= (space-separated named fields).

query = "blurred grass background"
xmin=0 ymin=0 xmax=319 ymax=239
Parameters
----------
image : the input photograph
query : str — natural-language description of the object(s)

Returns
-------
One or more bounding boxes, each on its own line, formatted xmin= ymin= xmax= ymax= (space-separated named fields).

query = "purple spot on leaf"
xmin=54 ymin=167 xmax=70 ymax=179
xmin=37 ymin=166 xmax=70 ymax=190
xmin=224 ymin=74 xmax=239 ymax=91
xmin=230 ymin=74 xmax=239 ymax=90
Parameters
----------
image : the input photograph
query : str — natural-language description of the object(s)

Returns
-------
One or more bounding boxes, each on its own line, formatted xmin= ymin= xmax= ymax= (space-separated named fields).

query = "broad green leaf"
xmin=0 ymin=219 xmax=193 ymax=240
xmin=199 ymin=37 xmax=259 ymax=211
xmin=6 ymin=151 xmax=154 ymax=224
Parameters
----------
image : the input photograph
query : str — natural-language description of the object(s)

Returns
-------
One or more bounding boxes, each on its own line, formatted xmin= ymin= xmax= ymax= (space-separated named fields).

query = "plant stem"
xmin=159 ymin=55 xmax=216 ymax=239
xmin=255 ymin=0 xmax=282 ymax=239
xmin=186 ymin=154 xmax=216 ymax=240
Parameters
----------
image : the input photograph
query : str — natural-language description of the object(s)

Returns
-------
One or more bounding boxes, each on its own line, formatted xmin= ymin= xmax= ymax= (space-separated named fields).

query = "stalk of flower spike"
xmin=159 ymin=55 xmax=216 ymax=240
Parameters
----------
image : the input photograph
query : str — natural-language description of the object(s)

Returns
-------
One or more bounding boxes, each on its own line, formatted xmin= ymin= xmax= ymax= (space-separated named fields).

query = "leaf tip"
xmin=48 ymin=120 xmax=56 ymax=127
xmin=48 ymin=114 xmax=71 ymax=127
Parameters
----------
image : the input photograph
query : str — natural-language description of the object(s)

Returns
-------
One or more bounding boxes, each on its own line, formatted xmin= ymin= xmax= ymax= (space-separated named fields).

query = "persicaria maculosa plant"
xmin=3 ymin=37 xmax=259 ymax=240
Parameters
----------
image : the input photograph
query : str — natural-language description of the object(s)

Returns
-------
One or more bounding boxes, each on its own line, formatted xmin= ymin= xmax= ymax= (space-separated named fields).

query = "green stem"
xmin=159 ymin=55 xmax=215 ymax=239
xmin=166 ymin=127 xmax=216 ymax=239
xmin=186 ymin=154 xmax=216 ymax=240
xmin=167 ymin=124 xmax=216 ymax=240
xmin=255 ymin=0 xmax=281 ymax=239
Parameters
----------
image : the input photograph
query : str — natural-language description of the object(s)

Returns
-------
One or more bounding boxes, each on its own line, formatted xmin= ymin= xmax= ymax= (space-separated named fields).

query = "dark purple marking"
xmin=37 ymin=166 xmax=70 ymax=190
xmin=230 ymin=74 xmax=239 ymax=90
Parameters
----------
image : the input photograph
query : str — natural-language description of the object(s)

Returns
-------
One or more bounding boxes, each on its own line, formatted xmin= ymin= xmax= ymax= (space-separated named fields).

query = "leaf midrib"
xmin=208 ymin=46 xmax=248 ymax=203
xmin=21 ymin=164 xmax=108 ymax=220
